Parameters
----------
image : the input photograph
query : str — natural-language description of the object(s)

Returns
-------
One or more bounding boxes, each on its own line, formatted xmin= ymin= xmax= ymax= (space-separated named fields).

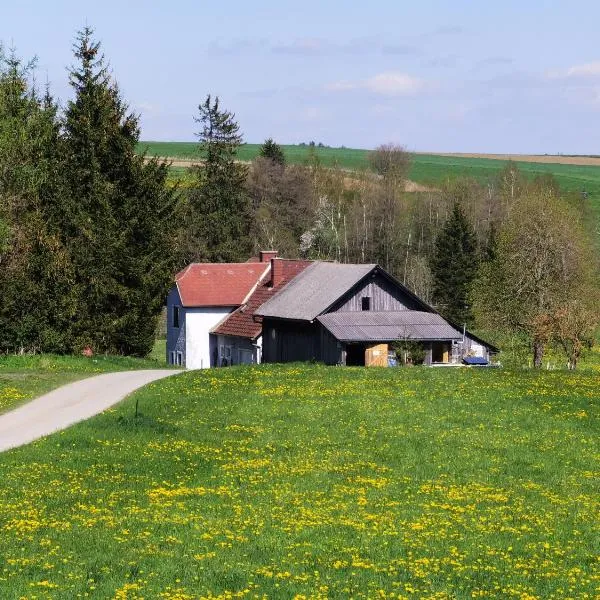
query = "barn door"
xmin=365 ymin=344 xmax=388 ymax=367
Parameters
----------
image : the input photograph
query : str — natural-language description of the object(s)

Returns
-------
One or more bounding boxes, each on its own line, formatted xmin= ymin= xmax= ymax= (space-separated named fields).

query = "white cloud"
xmin=365 ymin=72 xmax=424 ymax=95
xmin=547 ymin=61 xmax=600 ymax=79
xmin=134 ymin=102 xmax=161 ymax=115
xmin=566 ymin=61 xmax=600 ymax=77
xmin=327 ymin=72 xmax=426 ymax=96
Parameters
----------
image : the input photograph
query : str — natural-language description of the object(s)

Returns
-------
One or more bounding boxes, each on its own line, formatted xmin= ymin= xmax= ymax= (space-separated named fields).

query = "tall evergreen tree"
xmin=259 ymin=137 xmax=285 ymax=166
xmin=0 ymin=47 xmax=75 ymax=352
xmin=62 ymin=27 xmax=178 ymax=355
xmin=429 ymin=202 xmax=479 ymax=326
xmin=184 ymin=95 xmax=250 ymax=262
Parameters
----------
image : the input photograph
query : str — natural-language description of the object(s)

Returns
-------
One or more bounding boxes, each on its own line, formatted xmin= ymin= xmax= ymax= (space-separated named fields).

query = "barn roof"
xmin=255 ymin=262 xmax=376 ymax=321
xmin=212 ymin=260 xmax=312 ymax=339
xmin=176 ymin=263 xmax=270 ymax=307
xmin=317 ymin=311 xmax=463 ymax=342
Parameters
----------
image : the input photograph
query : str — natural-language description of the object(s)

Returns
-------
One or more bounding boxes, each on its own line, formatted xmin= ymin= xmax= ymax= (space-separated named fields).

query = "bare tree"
xmin=368 ymin=143 xmax=411 ymax=182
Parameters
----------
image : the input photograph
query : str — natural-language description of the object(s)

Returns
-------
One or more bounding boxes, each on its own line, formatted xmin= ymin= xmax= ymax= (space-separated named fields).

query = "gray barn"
xmin=255 ymin=262 xmax=497 ymax=366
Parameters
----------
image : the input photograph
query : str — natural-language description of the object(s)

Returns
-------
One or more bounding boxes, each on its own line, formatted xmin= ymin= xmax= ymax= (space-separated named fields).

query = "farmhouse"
xmin=166 ymin=252 xmax=310 ymax=368
xmin=167 ymin=255 xmax=497 ymax=368
xmin=211 ymin=257 xmax=311 ymax=366
xmin=256 ymin=262 xmax=497 ymax=366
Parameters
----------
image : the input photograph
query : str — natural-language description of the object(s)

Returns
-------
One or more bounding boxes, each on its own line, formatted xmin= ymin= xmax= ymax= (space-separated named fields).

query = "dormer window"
xmin=361 ymin=296 xmax=371 ymax=311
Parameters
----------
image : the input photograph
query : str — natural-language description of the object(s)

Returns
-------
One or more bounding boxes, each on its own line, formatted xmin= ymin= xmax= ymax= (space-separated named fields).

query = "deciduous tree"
xmin=473 ymin=189 xmax=598 ymax=368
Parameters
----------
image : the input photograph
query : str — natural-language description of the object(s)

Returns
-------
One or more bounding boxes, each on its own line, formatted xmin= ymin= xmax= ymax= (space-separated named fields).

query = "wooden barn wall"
xmin=331 ymin=273 xmax=423 ymax=313
xmin=319 ymin=326 xmax=342 ymax=365
xmin=262 ymin=319 xmax=319 ymax=363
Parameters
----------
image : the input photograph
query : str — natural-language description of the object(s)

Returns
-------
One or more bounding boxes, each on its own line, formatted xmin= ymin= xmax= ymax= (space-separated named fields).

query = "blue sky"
xmin=2 ymin=1 xmax=600 ymax=152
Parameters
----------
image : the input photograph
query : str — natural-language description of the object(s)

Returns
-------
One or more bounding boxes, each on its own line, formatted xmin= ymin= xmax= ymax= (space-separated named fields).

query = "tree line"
xmin=1 ymin=29 xmax=598 ymax=367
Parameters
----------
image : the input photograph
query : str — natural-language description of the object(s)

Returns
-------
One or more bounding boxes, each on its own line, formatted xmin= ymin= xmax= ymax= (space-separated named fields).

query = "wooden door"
xmin=365 ymin=343 xmax=388 ymax=367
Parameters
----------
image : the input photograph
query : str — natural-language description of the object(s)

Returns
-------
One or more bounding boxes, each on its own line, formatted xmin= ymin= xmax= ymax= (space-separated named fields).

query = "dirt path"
xmin=0 ymin=370 xmax=179 ymax=452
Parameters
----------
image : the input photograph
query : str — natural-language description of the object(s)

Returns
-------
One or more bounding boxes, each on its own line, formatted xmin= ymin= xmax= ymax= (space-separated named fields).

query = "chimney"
xmin=259 ymin=250 xmax=278 ymax=263
xmin=270 ymin=257 xmax=284 ymax=287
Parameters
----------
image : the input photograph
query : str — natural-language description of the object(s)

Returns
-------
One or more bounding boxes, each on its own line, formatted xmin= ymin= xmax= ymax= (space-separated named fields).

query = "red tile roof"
xmin=176 ymin=263 xmax=270 ymax=307
xmin=212 ymin=259 xmax=312 ymax=339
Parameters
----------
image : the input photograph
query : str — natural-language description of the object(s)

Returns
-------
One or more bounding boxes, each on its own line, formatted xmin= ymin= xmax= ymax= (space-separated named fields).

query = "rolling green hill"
xmin=139 ymin=141 xmax=600 ymax=209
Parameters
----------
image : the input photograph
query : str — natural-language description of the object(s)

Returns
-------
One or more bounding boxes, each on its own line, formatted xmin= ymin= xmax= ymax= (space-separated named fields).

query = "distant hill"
xmin=138 ymin=141 xmax=600 ymax=219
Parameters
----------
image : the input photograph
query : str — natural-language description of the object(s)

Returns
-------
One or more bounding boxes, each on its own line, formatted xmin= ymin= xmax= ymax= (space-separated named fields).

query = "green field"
xmin=0 ymin=352 xmax=168 ymax=415
xmin=138 ymin=141 xmax=371 ymax=171
xmin=0 ymin=363 xmax=597 ymax=598
xmin=139 ymin=141 xmax=600 ymax=204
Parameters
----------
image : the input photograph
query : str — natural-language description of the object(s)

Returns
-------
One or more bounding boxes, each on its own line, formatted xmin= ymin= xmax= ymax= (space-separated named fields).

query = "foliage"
xmin=61 ymin=27 xmax=179 ymax=356
xmin=259 ymin=137 xmax=285 ymax=166
xmin=0 ymin=32 xmax=178 ymax=357
xmin=0 ymin=46 xmax=75 ymax=353
xmin=247 ymin=157 xmax=314 ymax=256
xmin=368 ymin=143 xmax=411 ymax=182
xmin=0 ymin=364 xmax=597 ymax=597
xmin=429 ymin=202 xmax=479 ymax=326
xmin=473 ymin=189 xmax=599 ymax=368
xmin=182 ymin=95 xmax=251 ymax=262
xmin=142 ymin=141 xmax=600 ymax=213
xmin=392 ymin=339 xmax=426 ymax=365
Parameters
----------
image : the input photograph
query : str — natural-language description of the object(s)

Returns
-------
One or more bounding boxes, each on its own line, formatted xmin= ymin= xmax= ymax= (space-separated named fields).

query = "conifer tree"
xmin=62 ymin=27 xmax=178 ymax=355
xmin=0 ymin=47 xmax=75 ymax=352
xmin=185 ymin=95 xmax=250 ymax=262
xmin=259 ymin=137 xmax=285 ymax=166
xmin=429 ymin=202 xmax=479 ymax=326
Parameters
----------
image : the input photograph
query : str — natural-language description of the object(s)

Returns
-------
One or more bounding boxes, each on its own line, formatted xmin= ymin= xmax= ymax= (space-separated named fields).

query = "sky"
xmin=2 ymin=0 xmax=600 ymax=153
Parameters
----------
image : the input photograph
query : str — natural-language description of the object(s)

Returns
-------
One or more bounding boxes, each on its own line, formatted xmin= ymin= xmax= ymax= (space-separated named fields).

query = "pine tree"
xmin=185 ymin=95 xmax=250 ymax=262
xmin=429 ymin=202 xmax=479 ymax=326
xmin=259 ymin=137 xmax=285 ymax=166
xmin=62 ymin=27 xmax=178 ymax=355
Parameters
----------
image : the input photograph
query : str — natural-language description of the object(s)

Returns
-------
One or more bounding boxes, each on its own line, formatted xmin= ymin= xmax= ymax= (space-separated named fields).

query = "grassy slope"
xmin=0 ymin=352 xmax=167 ymax=415
xmin=139 ymin=141 xmax=600 ymax=201
xmin=0 ymin=364 xmax=597 ymax=598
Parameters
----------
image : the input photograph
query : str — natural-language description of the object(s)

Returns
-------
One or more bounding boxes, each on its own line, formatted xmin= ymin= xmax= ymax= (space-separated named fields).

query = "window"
xmin=172 ymin=306 xmax=180 ymax=328
xmin=176 ymin=352 xmax=183 ymax=366
xmin=361 ymin=296 xmax=371 ymax=311
xmin=169 ymin=351 xmax=176 ymax=365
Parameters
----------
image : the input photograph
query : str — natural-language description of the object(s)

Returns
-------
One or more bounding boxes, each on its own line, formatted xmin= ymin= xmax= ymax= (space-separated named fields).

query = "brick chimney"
xmin=270 ymin=257 xmax=284 ymax=287
xmin=259 ymin=250 xmax=278 ymax=263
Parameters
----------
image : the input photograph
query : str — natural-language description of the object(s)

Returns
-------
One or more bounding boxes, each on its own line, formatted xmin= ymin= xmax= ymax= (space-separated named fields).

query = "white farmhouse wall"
xmin=255 ymin=335 xmax=262 ymax=364
xmin=185 ymin=308 xmax=234 ymax=369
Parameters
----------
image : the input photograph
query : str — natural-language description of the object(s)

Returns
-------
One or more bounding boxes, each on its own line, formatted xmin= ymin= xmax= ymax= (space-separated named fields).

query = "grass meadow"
xmin=0 ymin=363 xmax=597 ymax=598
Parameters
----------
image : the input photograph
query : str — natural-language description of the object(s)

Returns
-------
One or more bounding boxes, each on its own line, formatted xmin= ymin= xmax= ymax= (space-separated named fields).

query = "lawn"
xmin=0 ymin=364 xmax=597 ymax=598
xmin=0 ymin=352 xmax=167 ymax=415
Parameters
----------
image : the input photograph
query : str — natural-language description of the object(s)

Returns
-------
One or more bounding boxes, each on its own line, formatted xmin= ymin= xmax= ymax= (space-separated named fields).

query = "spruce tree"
xmin=259 ymin=137 xmax=285 ymax=166
xmin=429 ymin=202 xmax=479 ymax=326
xmin=185 ymin=95 xmax=251 ymax=262
xmin=62 ymin=28 xmax=178 ymax=355
xmin=0 ymin=48 xmax=75 ymax=352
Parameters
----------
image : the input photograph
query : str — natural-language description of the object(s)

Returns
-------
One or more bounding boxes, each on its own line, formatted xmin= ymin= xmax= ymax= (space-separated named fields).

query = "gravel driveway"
xmin=0 ymin=369 xmax=179 ymax=452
